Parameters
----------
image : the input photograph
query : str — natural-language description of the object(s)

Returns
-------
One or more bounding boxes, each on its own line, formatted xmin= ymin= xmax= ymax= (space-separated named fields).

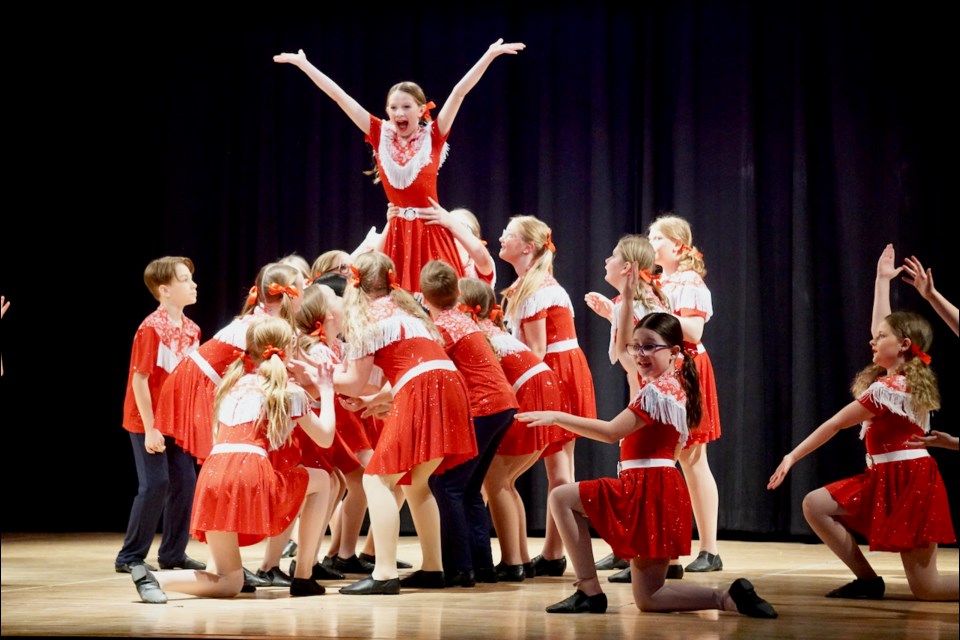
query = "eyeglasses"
xmin=625 ymin=343 xmax=670 ymax=357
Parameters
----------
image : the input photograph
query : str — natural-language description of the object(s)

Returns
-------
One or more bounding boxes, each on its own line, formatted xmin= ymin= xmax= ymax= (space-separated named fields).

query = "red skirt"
xmin=685 ymin=350 xmax=721 ymax=446
xmin=335 ymin=400 xmax=373 ymax=454
xmin=497 ymin=369 xmax=564 ymax=456
xmin=190 ymin=450 xmax=308 ymax=547
xmin=154 ymin=357 xmax=216 ymax=462
xmin=382 ymin=218 xmax=464 ymax=294
xmin=580 ymin=466 xmax=692 ymax=559
xmin=365 ymin=368 xmax=476 ymax=483
xmin=827 ymin=457 xmax=956 ymax=552
xmin=541 ymin=349 xmax=596 ymax=457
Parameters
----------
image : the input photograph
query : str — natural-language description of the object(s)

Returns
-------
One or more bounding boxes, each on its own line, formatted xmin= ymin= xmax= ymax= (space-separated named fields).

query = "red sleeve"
xmin=130 ymin=326 xmax=160 ymax=376
xmin=521 ymin=309 xmax=549 ymax=325
xmin=365 ymin=114 xmax=383 ymax=147
xmin=438 ymin=326 xmax=455 ymax=354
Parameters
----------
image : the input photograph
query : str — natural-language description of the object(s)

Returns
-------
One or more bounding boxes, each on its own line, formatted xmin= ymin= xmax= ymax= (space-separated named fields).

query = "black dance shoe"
xmin=399 ymin=570 xmax=446 ymax=588
xmin=339 ymin=576 xmax=401 ymax=595
xmin=595 ymin=553 xmax=629 ymax=571
xmin=158 ymin=556 xmax=206 ymax=571
xmin=255 ymin=566 xmax=293 ymax=587
xmin=289 ymin=559 xmax=345 ymax=581
xmin=685 ymin=551 xmax=723 ymax=572
xmin=666 ymin=564 xmax=684 ymax=580
xmin=523 ymin=562 xmax=534 ymax=579
xmin=290 ymin=577 xmax=325 ymax=597
xmin=333 ymin=554 xmax=375 ymax=574
xmin=115 ymin=560 xmax=158 ymax=574
xmin=546 ymin=589 xmax=608 ymax=614
xmin=495 ymin=562 xmax=526 ymax=582
xmin=825 ymin=576 xmax=885 ymax=600
xmin=608 ymin=567 xmax=631 ymax=583
xmin=131 ymin=564 xmax=167 ymax=604
xmin=729 ymin=578 xmax=778 ymax=618
xmin=281 ymin=539 xmax=298 ymax=558
xmin=446 ymin=569 xmax=477 ymax=588
xmin=529 ymin=554 xmax=567 ymax=577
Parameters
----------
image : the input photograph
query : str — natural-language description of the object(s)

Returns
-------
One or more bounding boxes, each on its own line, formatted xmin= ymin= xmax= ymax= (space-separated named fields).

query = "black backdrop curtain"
xmin=3 ymin=2 xmax=955 ymax=540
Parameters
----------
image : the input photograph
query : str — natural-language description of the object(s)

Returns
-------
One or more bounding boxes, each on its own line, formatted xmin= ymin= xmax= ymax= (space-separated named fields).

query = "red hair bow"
xmin=310 ymin=321 xmax=327 ymax=342
xmin=349 ymin=265 xmax=362 ymax=288
xmin=262 ymin=345 xmax=286 ymax=361
xmin=678 ymin=244 xmax=703 ymax=259
xmin=387 ymin=269 xmax=401 ymax=291
xmin=638 ymin=269 xmax=661 ymax=288
xmin=246 ymin=285 xmax=258 ymax=307
xmin=911 ymin=343 xmax=932 ymax=366
xmin=544 ymin=231 xmax=557 ymax=253
xmin=267 ymin=282 xmax=300 ymax=298
xmin=489 ymin=303 xmax=504 ymax=323
xmin=458 ymin=304 xmax=481 ymax=322
xmin=422 ymin=100 xmax=437 ymax=122
xmin=239 ymin=351 xmax=256 ymax=373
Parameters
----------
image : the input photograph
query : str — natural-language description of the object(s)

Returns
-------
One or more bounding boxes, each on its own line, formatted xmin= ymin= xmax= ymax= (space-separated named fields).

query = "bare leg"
xmin=361 ymin=471 xmax=404 ymax=580
xmin=484 ymin=451 xmax=540 ymax=565
xmin=548 ymin=481 xmax=601 ymax=595
xmin=540 ymin=440 xmax=575 ymax=559
xmin=292 ymin=469 xmax=333 ymax=578
xmin=802 ymin=488 xmax=877 ymax=579
xmin=677 ymin=443 xmax=719 ymax=555
xmin=631 ymin=558 xmax=729 ymax=612
xmin=329 ymin=466 xmax=367 ymax=560
xmin=402 ymin=458 xmax=444 ymax=571
xmin=901 ymin=544 xmax=960 ymax=601
xmin=154 ymin=531 xmax=244 ymax=597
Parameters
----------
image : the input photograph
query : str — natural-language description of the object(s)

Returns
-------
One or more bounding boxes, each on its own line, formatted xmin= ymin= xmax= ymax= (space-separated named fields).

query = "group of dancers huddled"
xmin=113 ymin=37 xmax=958 ymax=616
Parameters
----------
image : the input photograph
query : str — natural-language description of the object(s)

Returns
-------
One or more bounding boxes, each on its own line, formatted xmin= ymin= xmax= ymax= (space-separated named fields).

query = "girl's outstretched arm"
xmin=436 ymin=38 xmax=525 ymax=137
xmin=274 ymin=49 xmax=371 ymax=134
xmin=767 ymin=400 xmax=874 ymax=489
xmin=902 ymin=255 xmax=959 ymax=336
xmin=420 ymin=197 xmax=494 ymax=276
xmin=517 ymin=406 xmax=643 ymax=444
xmin=872 ymin=243 xmax=900 ymax=336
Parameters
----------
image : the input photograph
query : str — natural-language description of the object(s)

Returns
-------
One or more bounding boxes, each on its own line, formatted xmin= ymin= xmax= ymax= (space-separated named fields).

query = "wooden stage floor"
xmin=2 ymin=532 xmax=957 ymax=639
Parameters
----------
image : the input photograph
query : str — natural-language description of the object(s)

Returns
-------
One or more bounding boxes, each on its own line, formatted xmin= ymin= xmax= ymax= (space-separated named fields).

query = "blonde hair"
xmin=279 ymin=253 xmax=311 ymax=279
xmin=342 ymin=251 xmax=441 ymax=352
xmin=295 ymin=284 xmax=332 ymax=353
xmin=240 ymin=263 xmax=301 ymax=326
xmin=851 ymin=311 xmax=940 ymax=424
xmin=214 ymin=316 xmax=298 ymax=451
xmin=311 ymin=250 xmax=350 ymax=279
xmin=649 ymin=214 xmax=707 ymax=277
xmin=143 ymin=256 xmax=194 ymax=301
xmin=459 ymin=277 xmax=507 ymax=332
xmin=501 ymin=215 xmax=555 ymax=327
xmin=420 ymin=260 xmax=460 ymax=310
xmin=615 ymin=235 xmax=670 ymax=310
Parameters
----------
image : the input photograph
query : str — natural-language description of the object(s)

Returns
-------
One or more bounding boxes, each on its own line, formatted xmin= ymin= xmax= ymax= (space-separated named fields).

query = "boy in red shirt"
xmin=115 ymin=257 xmax=205 ymax=575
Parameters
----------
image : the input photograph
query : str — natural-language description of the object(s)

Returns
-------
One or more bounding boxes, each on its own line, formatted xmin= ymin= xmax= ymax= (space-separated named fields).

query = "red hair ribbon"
xmin=350 ymin=265 xmax=362 ymax=288
xmin=310 ymin=321 xmax=327 ymax=342
xmin=304 ymin=277 xmax=314 ymax=287
xmin=678 ymin=244 xmax=703 ymax=259
xmin=458 ymin=304 xmax=481 ymax=322
xmin=262 ymin=345 xmax=286 ymax=361
xmin=544 ymin=231 xmax=557 ymax=253
xmin=911 ymin=343 xmax=932 ymax=366
xmin=422 ymin=100 xmax=437 ymax=122
xmin=246 ymin=285 xmax=258 ymax=307
xmin=489 ymin=303 xmax=504 ymax=323
xmin=638 ymin=269 xmax=661 ymax=288
xmin=267 ymin=282 xmax=300 ymax=298
xmin=682 ymin=341 xmax=699 ymax=357
xmin=240 ymin=351 xmax=256 ymax=373
xmin=387 ymin=269 xmax=401 ymax=291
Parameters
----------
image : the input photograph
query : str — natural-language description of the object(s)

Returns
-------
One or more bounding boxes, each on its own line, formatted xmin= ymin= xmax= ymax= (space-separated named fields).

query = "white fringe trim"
xmin=489 ymin=332 xmax=529 ymax=357
xmin=516 ymin=284 xmax=574 ymax=321
xmin=636 ymin=383 xmax=689 ymax=447
xmin=156 ymin=343 xmax=182 ymax=374
xmin=377 ymin=123 xmax=449 ymax=190
xmin=354 ymin=316 xmax=436 ymax=358
xmin=213 ymin=317 xmax=252 ymax=350
xmin=857 ymin=380 xmax=929 ymax=439
xmin=665 ymin=282 xmax=713 ymax=322
xmin=217 ymin=378 xmax=307 ymax=441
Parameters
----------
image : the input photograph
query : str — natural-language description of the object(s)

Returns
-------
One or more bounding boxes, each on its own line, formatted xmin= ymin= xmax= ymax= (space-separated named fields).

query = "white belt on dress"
xmin=398 ymin=207 xmax=420 ymax=221
xmin=392 ymin=360 xmax=458 ymax=395
xmin=512 ymin=362 xmax=552 ymax=394
xmin=209 ymin=443 xmax=267 ymax=457
xmin=190 ymin=349 xmax=222 ymax=385
xmin=866 ymin=448 xmax=929 ymax=467
xmin=618 ymin=458 xmax=676 ymax=475
xmin=546 ymin=338 xmax=579 ymax=354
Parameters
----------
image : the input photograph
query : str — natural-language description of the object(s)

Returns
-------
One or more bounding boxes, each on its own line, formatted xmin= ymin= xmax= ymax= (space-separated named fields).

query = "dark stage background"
xmin=2 ymin=3 xmax=956 ymax=544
